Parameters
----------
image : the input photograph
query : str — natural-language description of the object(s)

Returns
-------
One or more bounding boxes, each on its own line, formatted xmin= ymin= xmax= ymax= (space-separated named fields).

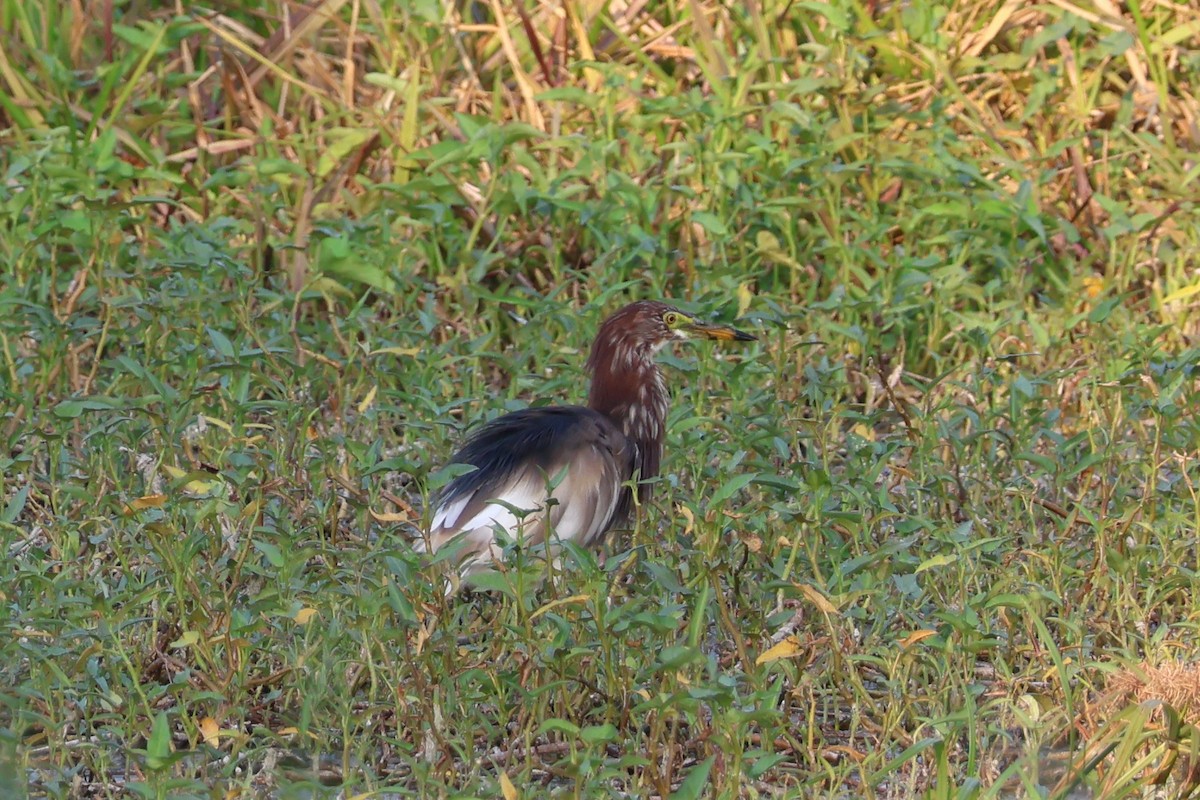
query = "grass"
xmin=2 ymin=0 xmax=1200 ymax=796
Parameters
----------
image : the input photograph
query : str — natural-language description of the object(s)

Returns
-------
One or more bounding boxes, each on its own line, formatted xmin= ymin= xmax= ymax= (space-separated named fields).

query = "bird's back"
xmin=424 ymin=406 xmax=635 ymax=578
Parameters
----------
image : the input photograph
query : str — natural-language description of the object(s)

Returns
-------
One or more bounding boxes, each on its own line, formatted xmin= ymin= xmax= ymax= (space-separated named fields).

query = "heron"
xmin=420 ymin=300 xmax=756 ymax=589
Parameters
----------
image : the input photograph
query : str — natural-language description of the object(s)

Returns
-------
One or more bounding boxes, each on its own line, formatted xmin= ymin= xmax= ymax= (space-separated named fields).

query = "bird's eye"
xmin=663 ymin=312 xmax=679 ymax=326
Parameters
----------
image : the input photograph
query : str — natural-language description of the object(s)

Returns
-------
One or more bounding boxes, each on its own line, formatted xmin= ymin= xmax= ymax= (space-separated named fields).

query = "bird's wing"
xmin=424 ymin=407 xmax=632 ymax=574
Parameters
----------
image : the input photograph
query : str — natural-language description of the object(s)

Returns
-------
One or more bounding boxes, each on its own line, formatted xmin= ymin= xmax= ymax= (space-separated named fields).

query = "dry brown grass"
xmin=1104 ymin=662 xmax=1200 ymax=727
xmin=6 ymin=0 xmax=1195 ymax=221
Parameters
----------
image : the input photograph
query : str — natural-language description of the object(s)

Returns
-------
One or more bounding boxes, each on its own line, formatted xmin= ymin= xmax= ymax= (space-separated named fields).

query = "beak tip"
xmin=687 ymin=320 xmax=757 ymax=342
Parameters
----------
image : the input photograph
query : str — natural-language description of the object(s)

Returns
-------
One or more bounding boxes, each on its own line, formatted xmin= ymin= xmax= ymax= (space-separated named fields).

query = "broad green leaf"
xmin=206 ymin=327 xmax=236 ymax=359
xmin=690 ymin=211 xmax=728 ymax=236
xmin=657 ymin=645 xmax=701 ymax=670
xmin=535 ymin=718 xmax=580 ymax=738
xmin=580 ymin=724 xmax=618 ymax=746
xmin=145 ymin=712 xmax=172 ymax=771
xmin=1 ymin=485 xmax=30 ymax=524
xmin=254 ymin=540 xmax=286 ymax=569
xmin=669 ymin=756 xmax=715 ymax=800
xmin=709 ymin=472 xmax=758 ymax=506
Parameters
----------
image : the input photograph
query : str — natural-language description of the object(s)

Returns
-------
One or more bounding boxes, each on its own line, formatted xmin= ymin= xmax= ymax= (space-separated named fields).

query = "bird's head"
xmin=592 ymin=300 xmax=756 ymax=365
xmin=586 ymin=300 xmax=757 ymax=465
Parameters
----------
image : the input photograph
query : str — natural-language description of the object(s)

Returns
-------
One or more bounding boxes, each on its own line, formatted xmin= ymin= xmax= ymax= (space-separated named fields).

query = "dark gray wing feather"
xmin=425 ymin=406 xmax=633 ymax=577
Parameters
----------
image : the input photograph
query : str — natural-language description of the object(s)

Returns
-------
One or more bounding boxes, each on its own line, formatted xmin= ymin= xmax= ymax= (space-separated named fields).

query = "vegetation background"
xmin=2 ymin=0 xmax=1199 ymax=796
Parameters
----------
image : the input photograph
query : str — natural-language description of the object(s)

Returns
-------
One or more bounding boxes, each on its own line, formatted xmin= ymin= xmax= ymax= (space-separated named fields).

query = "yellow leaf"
xmin=756 ymin=635 xmax=803 ymax=665
xmin=900 ymin=629 xmax=938 ymax=648
xmin=1163 ymin=281 xmax=1200 ymax=305
xmin=169 ymin=630 xmax=200 ymax=649
xmin=315 ymin=127 xmax=376 ymax=179
xmin=415 ymin=618 xmax=432 ymax=657
xmin=199 ymin=716 xmax=220 ymax=748
xmin=755 ymin=230 xmax=782 ymax=254
xmin=124 ymin=494 xmax=168 ymax=514
xmin=294 ymin=607 xmax=318 ymax=625
xmin=1042 ymin=657 xmax=1072 ymax=682
xmin=370 ymin=346 xmax=422 ymax=357
xmin=277 ymin=726 xmax=318 ymax=739
xmin=499 ymin=771 xmax=520 ymax=800
xmin=565 ymin=2 xmax=601 ymax=92
xmin=916 ymin=553 xmax=958 ymax=573
xmin=737 ymin=283 xmax=754 ymax=317
xmin=796 ymin=583 xmax=840 ymax=615
xmin=530 ymin=595 xmax=589 ymax=620
xmin=161 ymin=465 xmax=221 ymax=495
xmin=851 ymin=423 xmax=875 ymax=442
xmin=310 ymin=275 xmax=355 ymax=298
xmin=397 ymin=65 xmax=421 ymax=183
xmin=825 ymin=744 xmax=869 ymax=762
xmin=182 ymin=478 xmax=221 ymax=495
xmin=200 ymin=415 xmax=233 ymax=433
xmin=485 ymin=0 xmax=544 ymax=130
xmin=369 ymin=508 xmax=409 ymax=523
xmin=678 ymin=504 xmax=695 ymax=536
xmin=357 ymin=385 xmax=378 ymax=413
xmin=1017 ymin=694 xmax=1042 ymax=722
xmin=133 ymin=494 xmax=167 ymax=509
xmin=754 ymin=230 xmax=804 ymax=270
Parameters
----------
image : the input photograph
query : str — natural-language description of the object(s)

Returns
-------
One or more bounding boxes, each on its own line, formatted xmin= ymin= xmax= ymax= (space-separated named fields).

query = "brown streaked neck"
xmin=586 ymin=325 xmax=669 ymax=490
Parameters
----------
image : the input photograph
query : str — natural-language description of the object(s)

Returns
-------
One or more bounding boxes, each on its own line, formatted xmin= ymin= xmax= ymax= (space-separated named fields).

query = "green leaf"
xmin=317 ymin=237 xmax=397 ymax=294
xmin=798 ymin=1 xmax=850 ymax=30
xmin=111 ymin=22 xmax=169 ymax=52
xmin=916 ymin=553 xmax=958 ymax=573
xmin=669 ymin=755 xmax=715 ymax=800
xmin=58 ymin=210 xmax=93 ymax=232
xmin=206 ymin=327 xmax=236 ymax=359
xmin=256 ymin=158 xmax=308 ymax=177
xmin=254 ymin=540 xmax=286 ymax=569
xmin=463 ymin=569 xmax=516 ymax=597
xmin=52 ymin=397 xmax=125 ymax=418
xmin=1088 ymin=296 xmax=1121 ymax=323
xmin=690 ymin=211 xmax=728 ymax=236
xmin=1014 ymin=451 xmax=1056 ymax=475
xmin=315 ymin=127 xmax=376 ymax=179
xmin=983 ymin=594 xmax=1028 ymax=609
xmin=580 ymin=724 xmax=618 ymax=746
xmin=748 ymin=751 xmax=789 ymax=779
xmin=1 ymin=485 xmax=30 ymax=524
xmin=52 ymin=400 xmax=87 ymax=419
xmin=535 ymin=718 xmax=580 ymax=738
xmin=145 ymin=712 xmax=172 ymax=771
xmin=427 ymin=462 xmax=479 ymax=491
xmin=657 ymin=645 xmax=701 ymax=670
xmin=168 ymin=630 xmax=200 ymax=649
xmin=1099 ymin=28 xmax=1132 ymax=56
xmin=709 ymin=472 xmax=757 ymax=506
xmin=535 ymin=87 xmax=600 ymax=106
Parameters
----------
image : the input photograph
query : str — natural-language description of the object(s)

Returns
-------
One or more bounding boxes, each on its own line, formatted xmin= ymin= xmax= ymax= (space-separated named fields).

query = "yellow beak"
xmin=684 ymin=319 xmax=757 ymax=342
